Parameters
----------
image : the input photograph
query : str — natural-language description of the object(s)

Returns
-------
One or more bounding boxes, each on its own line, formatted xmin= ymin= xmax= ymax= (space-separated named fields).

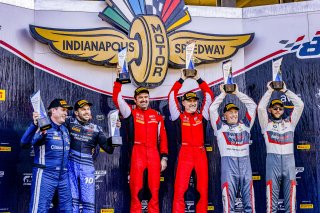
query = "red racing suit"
xmin=113 ymin=81 xmax=168 ymax=213
xmin=168 ymin=78 xmax=214 ymax=213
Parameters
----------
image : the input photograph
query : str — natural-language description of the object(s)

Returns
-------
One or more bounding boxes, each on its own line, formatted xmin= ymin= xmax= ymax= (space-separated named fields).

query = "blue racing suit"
xmin=65 ymin=117 xmax=114 ymax=213
xmin=29 ymin=121 xmax=72 ymax=213
xmin=21 ymin=123 xmax=38 ymax=148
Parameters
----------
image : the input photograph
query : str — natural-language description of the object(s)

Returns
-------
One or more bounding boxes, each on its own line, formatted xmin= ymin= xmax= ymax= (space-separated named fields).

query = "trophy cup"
xmin=183 ymin=40 xmax=197 ymax=78
xmin=30 ymin=90 xmax=52 ymax=131
xmin=107 ymin=109 xmax=122 ymax=146
xmin=271 ymin=57 xmax=284 ymax=90
xmin=117 ymin=48 xmax=131 ymax=84
xmin=222 ymin=60 xmax=236 ymax=93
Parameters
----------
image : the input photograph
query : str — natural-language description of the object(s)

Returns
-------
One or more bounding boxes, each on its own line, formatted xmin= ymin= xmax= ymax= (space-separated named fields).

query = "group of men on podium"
xmin=21 ymin=67 xmax=303 ymax=213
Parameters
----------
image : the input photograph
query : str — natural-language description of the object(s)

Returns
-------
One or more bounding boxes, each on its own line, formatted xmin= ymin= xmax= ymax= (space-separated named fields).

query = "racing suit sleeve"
xmin=209 ymin=92 xmax=226 ymax=135
xmin=97 ymin=126 xmax=114 ymax=154
xmin=236 ymin=91 xmax=257 ymax=129
xmin=20 ymin=123 xmax=38 ymax=148
xmin=112 ymin=81 xmax=132 ymax=119
xmin=32 ymin=131 xmax=47 ymax=146
xmin=257 ymin=90 xmax=272 ymax=133
xmin=168 ymin=79 xmax=183 ymax=121
xmin=198 ymin=78 xmax=214 ymax=121
xmin=285 ymin=90 xmax=304 ymax=128
xmin=158 ymin=114 xmax=168 ymax=158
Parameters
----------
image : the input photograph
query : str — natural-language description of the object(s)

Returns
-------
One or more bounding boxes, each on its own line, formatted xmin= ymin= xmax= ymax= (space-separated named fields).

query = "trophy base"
xmin=119 ymin=73 xmax=131 ymax=84
xmin=224 ymin=84 xmax=236 ymax=93
xmin=183 ymin=69 xmax=197 ymax=78
xmin=111 ymin=136 xmax=122 ymax=146
xmin=271 ymin=81 xmax=283 ymax=90
xmin=38 ymin=117 xmax=52 ymax=131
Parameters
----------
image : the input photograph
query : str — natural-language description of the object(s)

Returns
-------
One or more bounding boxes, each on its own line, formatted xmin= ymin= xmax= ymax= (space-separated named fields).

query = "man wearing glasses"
xmin=258 ymin=82 xmax=304 ymax=213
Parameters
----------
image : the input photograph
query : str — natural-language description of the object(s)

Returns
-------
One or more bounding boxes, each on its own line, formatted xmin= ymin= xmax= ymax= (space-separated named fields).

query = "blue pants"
xmin=266 ymin=153 xmax=296 ymax=213
xmin=68 ymin=150 xmax=95 ymax=213
xmin=221 ymin=156 xmax=255 ymax=213
xmin=29 ymin=167 xmax=72 ymax=213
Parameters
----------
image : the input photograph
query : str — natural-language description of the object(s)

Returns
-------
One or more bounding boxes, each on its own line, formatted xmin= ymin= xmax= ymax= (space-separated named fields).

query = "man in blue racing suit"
xmin=21 ymin=99 xmax=118 ymax=213
xmin=66 ymin=99 xmax=116 ymax=213
xmin=21 ymin=98 xmax=73 ymax=213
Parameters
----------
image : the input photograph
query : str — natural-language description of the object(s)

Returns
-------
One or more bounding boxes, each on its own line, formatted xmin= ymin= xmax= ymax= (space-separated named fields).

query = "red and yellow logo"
xmin=29 ymin=0 xmax=254 ymax=88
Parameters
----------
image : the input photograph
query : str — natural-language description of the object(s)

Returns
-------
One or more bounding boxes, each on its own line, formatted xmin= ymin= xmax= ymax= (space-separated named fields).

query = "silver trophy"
xmin=183 ymin=40 xmax=197 ymax=78
xmin=271 ymin=57 xmax=284 ymax=90
xmin=30 ymin=90 xmax=51 ymax=131
xmin=107 ymin=109 xmax=122 ymax=145
xmin=118 ymin=48 xmax=131 ymax=84
xmin=222 ymin=60 xmax=236 ymax=93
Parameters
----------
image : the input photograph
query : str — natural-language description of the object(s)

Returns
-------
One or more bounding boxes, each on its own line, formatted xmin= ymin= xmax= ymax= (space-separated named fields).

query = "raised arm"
xmin=258 ymin=83 xmax=273 ymax=132
xmin=31 ymin=131 xmax=46 ymax=146
xmin=284 ymin=89 xmax=304 ymax=128
xmin=112 ymin=81 xmax=132 ymax=119
xmin=21 ymin=112 xmax=40 ymax=148
xmin=209 ymin=84 xmax=226 ymax=134
xmin=168 ymin=79 xmax=183 ymax=121
xmin=20 ymin=123 xmax=37 ymax=148
xmin=198 ymin=78 xmax=214 ymax=120
xmin=236 ymin=90 xmax=257 ymax=128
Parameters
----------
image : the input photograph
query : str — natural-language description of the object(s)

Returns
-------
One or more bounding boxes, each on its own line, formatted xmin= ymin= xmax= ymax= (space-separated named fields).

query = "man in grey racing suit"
xmin=258 ymin=82 xmax=304 ymax=213
xmin=210 ymin=84 xmax=257 ymax=213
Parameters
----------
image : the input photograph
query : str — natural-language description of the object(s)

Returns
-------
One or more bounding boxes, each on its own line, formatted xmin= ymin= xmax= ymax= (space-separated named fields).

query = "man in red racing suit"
xmin=113 ymin=79 xmax=168 ymax=213
xmin=168 ymin=71 xmax=214 ymax=212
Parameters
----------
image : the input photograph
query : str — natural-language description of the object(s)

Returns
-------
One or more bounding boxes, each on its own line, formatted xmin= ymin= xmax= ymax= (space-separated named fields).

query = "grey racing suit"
xmin=258 ymin=89 xmax=304 ymax=213
xmin=210 ymin=91 xmax=257 ymax=213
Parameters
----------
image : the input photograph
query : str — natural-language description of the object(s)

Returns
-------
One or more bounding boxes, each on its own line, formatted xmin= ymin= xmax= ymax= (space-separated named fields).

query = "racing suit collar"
xmin=50 ymin=120 xmax=62 ymax=130
xmin=224 ymin=121 xmax=240 ymax=128
xmin=270 ymin=114 xmax=283 ymax=122
xmin=76 ymin=117 xmax=90 ymax=125
xmin=184 ymin=111 xmax=197 ymax=116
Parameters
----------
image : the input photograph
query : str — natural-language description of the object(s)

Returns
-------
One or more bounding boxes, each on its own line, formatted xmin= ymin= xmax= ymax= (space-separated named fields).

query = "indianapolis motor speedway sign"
xmin=29 ymin=0 xmax=254 ymax=88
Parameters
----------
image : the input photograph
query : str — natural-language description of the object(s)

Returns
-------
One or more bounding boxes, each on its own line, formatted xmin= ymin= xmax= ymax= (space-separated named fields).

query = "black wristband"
xmin=160 ymin=153 xmax=168 ymax=159
xmin=178 ymin=78 xmax=184 ymax=84
xmin=197 ymin=78 xmax=204 ymax=84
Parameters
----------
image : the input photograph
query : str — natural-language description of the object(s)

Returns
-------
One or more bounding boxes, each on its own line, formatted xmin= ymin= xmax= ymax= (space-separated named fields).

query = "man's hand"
xmin=180 ymin=69 xmax=187 ymax=81
xmin=280 ymin=82 xmax=288 ymax=93
xmin=116 ymin=65 xmax=121 ymax=78
xmin=220 ymin=84 xmax=226 ymax=94
xmin=192 ymin=69 xmax=200 ymax=81
xmin=160 ymin=158 xmax=168 ymax=172
xmin=116 ymin=120 xmax=121 ymax=128
xmin=231 ymin=83 xmax=239 ymax=95
xmin=267 ymin=81 xmax=274 ymax=91
xmin=33 ymin=112 xmax=40 ymax=126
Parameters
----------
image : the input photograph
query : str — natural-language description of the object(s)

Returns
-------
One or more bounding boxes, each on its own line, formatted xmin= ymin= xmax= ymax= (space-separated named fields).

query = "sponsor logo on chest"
xmin=136 ymin=113 xmax=145 ymax=124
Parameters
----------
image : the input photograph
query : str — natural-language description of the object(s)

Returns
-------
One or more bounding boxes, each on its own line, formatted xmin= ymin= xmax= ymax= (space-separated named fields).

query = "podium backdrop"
xmin=1 ymin=1 xmax=320 ymax=212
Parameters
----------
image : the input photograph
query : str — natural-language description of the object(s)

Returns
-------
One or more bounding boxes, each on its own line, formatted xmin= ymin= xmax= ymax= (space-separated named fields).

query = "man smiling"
xmin=168 ymin=70 xmax=214 ymax=213
xmin=66 ymin=99 xmax=115 ymax=213
xmin=258 ymin=82 xmax=304 ymax=213
xmin=113 ymin=76 xmax=168 ymax=213
xmin=209 ymin=84 xmax=257 ymax=213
